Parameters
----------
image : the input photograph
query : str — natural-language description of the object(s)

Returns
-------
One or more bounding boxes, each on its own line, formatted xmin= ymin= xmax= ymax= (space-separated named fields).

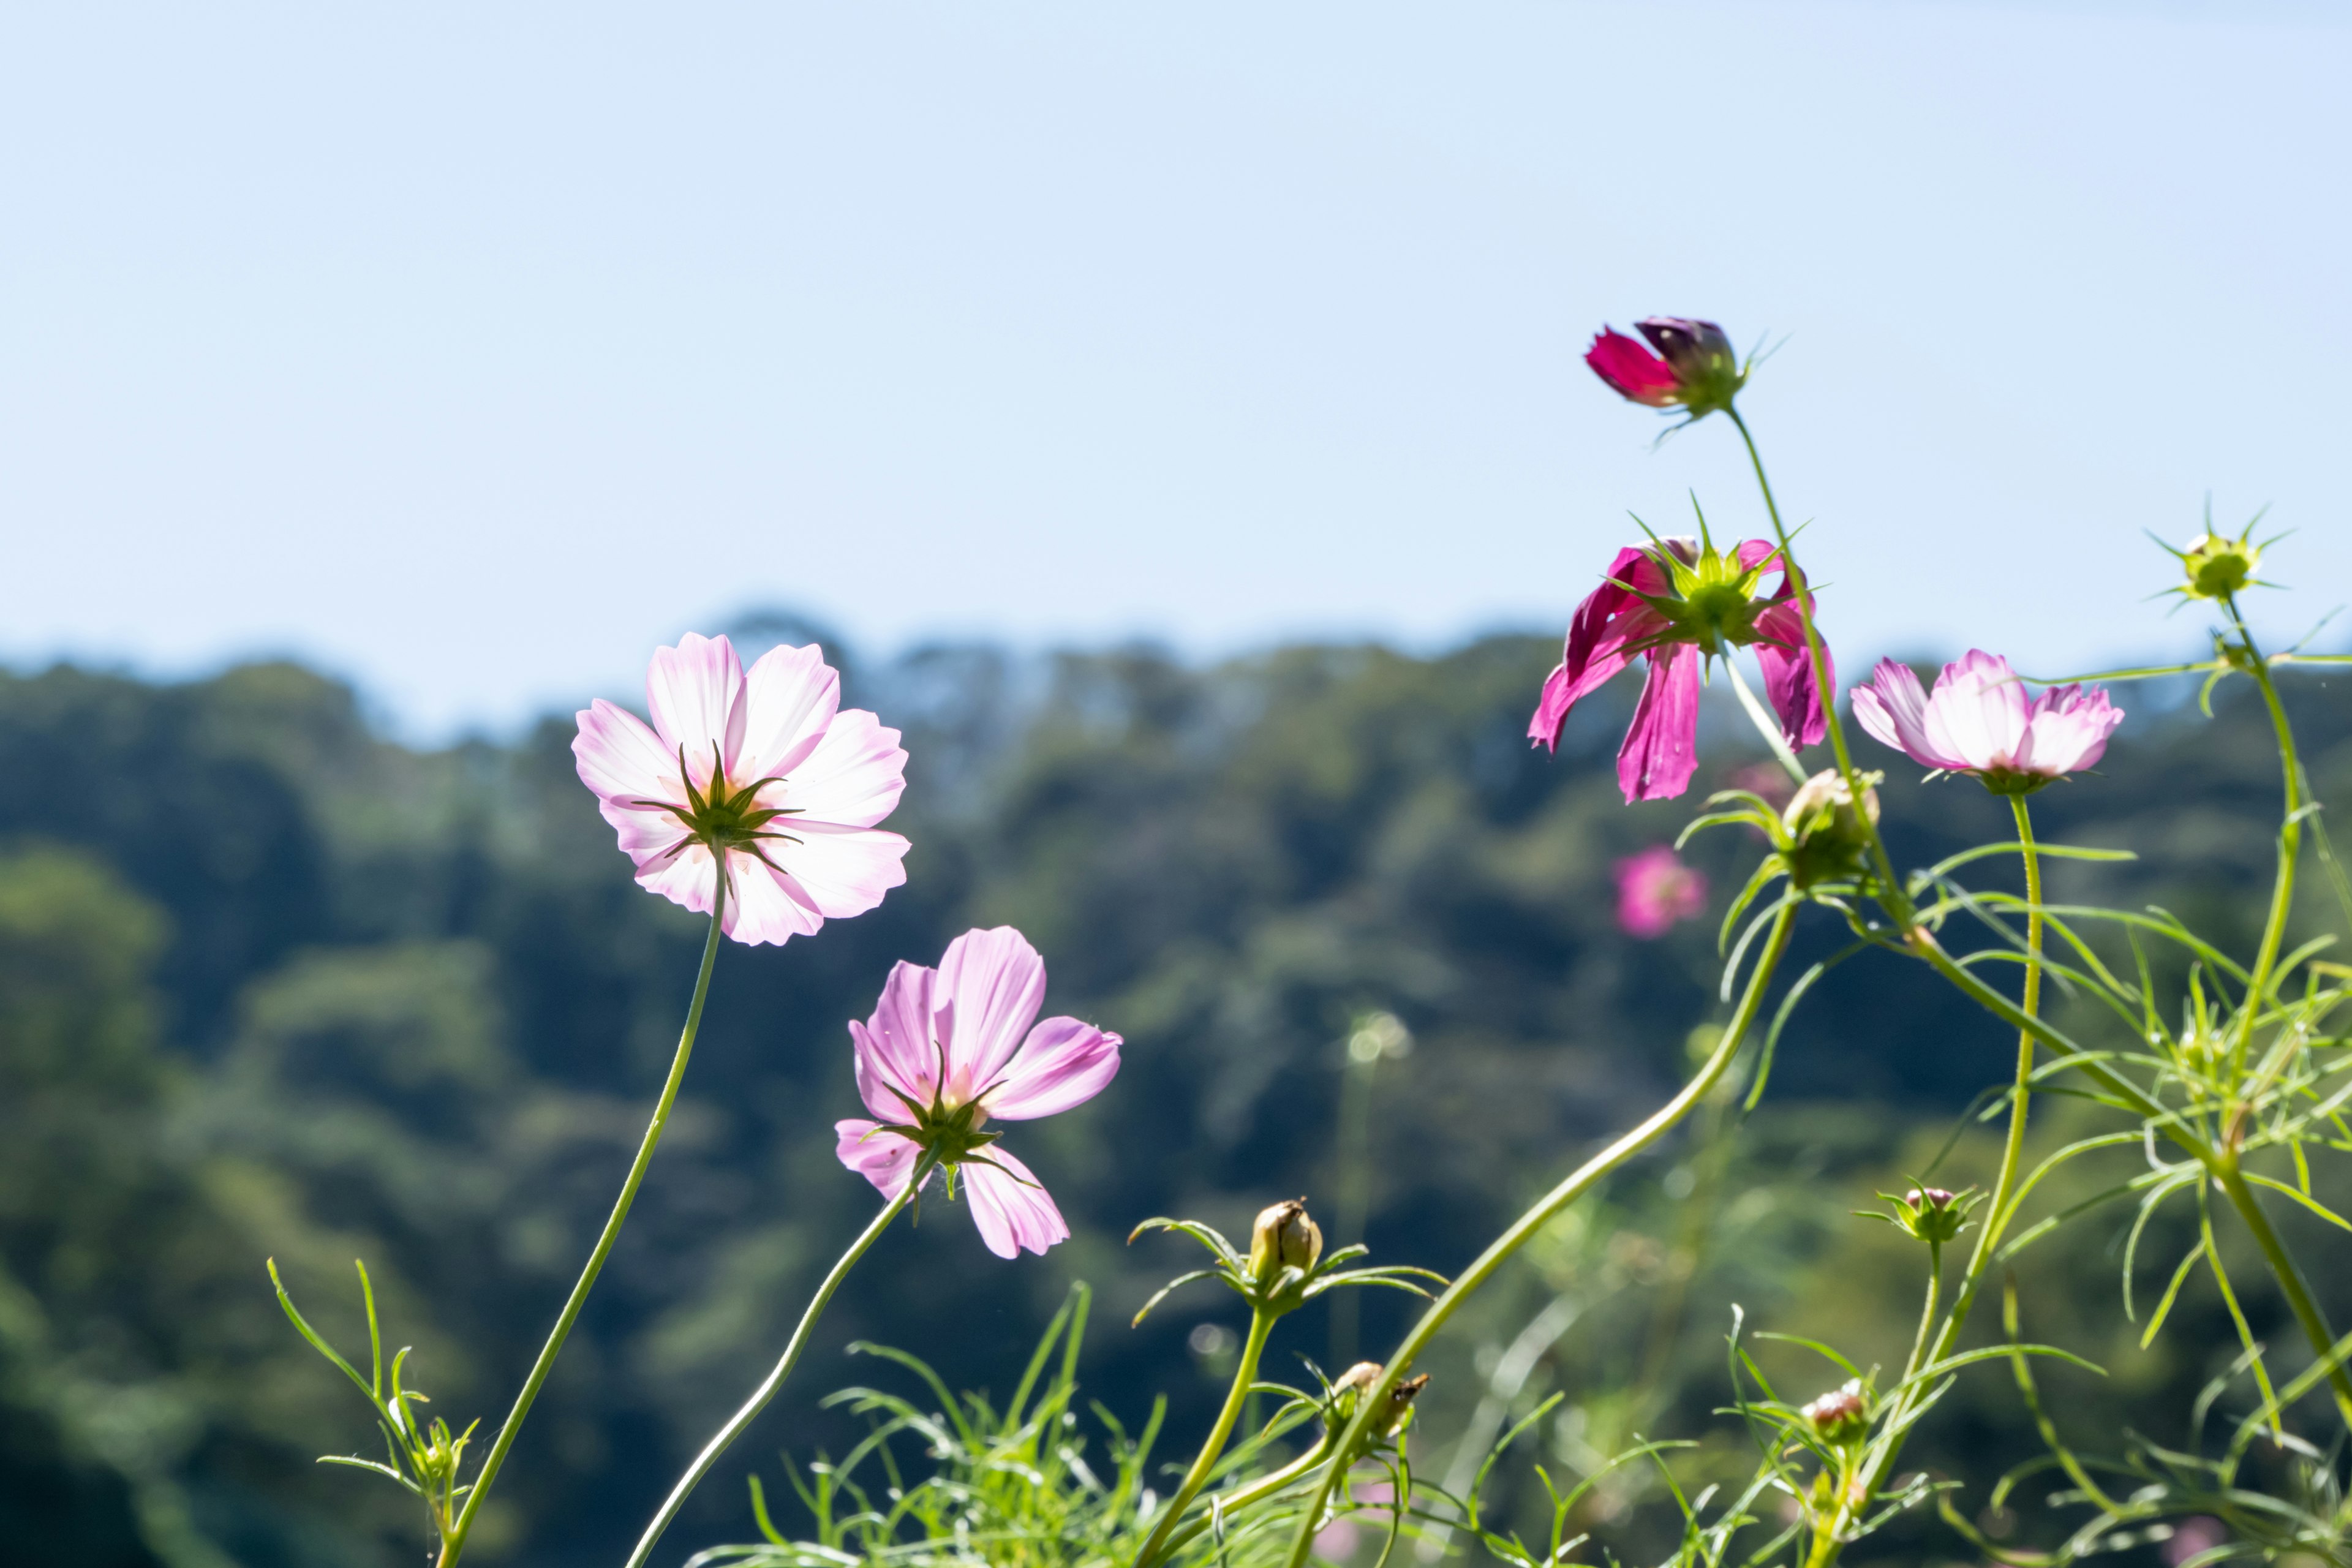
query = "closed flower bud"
xmin=1902 ymin=1186 xmax=1965 ymax=1244
xmin=1780 ymin=769 xmax=1882 ymax=889
xmin=1248 ymin=1198 xmax=1323 ymax=1285
xmin=1331 ymin=1362 xmax=1428 ymax=1438
xmin=1801 ymin=1381 xmax=1868 ymax=1445
xmin=2179 ymin=531 xmax=2261 ymax=602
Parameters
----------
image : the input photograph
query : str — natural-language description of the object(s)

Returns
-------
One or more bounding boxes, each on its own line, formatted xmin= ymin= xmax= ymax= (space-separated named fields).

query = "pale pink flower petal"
xmin=961 ymin=1145 xmax=1070 ymax=1259
xmin=573 ymin=698 xmax=682 ymax=810
xmin=853 ymin=961 xmax=943 ymax=1120
xmin=935 ymin=927 xmax=1049 ymax=1099
xmin=736 ymin=643 xmax=840 ymax=783
xmin=646 ymin=633 xmax=748 ymax=782
xmin=984 ymin=1016 xmax=1124 ymax=1121
xmin=1617 ymin=643 xmax=1703 ymax=803
xmin=1926 ymin=650 xmax=2029 ymax=772
xmin=834 ymin=1120 xmax=929 ymax=1200
xmin=2018 ymin=685 xmax=2122 ymax=775
xmin=722 ymin=856 xmax=827 ymax=947
xmin=767 ymin=821 xmax=910 ymax=919
xmin=1852 ymin=660 xmax=1968 ymax=771
xmin=780 ymin=710 xmax=911 ymax=831
xmin=636 ymin=840 xmax=722 ymax=914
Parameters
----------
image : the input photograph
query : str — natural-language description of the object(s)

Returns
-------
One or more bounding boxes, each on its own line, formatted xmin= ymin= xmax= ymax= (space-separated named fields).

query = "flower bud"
xmin=2179 ymin=530 xmax=2261 ymax=603
xmin=1901 ymin=1186 xmax=1965 ymax=1244
xmin=1779 ymin=768 xmax=1882 ymax=890
xmin=1332 ymin=1362 xmax=1428 ymax=1438
xmin=1248 ymin=1198 xmax=1323 ymax=1286
xmin=1800 ymin=1381 xmax=1868 ymax=1445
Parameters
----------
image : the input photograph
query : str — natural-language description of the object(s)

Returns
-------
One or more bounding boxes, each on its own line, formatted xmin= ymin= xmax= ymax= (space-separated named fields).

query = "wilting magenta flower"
xmin=1585 ymin=318 xmax=1746 ymax=418
xmin=573 ymin=634 xmax=910 ymax=946
xmin=835 ymin=928 xmax=1121 ymax=1259
xmin=1851 ymin=650 xmax=2123 ymax=794
xmin=1529 ymin=537 xmax=1833 ymax=802
xmin=1615 ymin=846 xmax=1707 ymax=939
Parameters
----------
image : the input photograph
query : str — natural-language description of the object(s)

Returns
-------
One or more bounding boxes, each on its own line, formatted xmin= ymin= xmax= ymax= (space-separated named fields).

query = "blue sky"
xmin=1 ymin=2 xmax=2345 ymax=736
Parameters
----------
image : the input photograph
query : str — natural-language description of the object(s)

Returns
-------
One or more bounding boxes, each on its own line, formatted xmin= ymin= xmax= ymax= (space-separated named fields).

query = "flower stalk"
xmin=439 ymin=873 xmax=729 ymax=1568
xmin=1130 ymin=1305 xmax=1278 ymax=1568
xmin=622 ymin=1148 xmax=942 ymax=1568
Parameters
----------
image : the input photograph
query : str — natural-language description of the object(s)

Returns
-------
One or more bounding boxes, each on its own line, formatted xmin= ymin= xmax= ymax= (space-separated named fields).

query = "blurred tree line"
xmin=0 ymin=623 xmax=2344 ymax=1566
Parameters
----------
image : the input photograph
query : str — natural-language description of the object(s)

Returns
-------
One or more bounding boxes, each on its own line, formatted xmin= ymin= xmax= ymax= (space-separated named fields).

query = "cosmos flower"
xmin=1850 ymin=650 xmax=2122 ymax=794
xmin=1529 ymin=536 xmax=1833 ymax=802
xmin=1614 ymin=846 xmax=1708 ymax=938
xmin=572 ymin=634 xmax=910 ymax=946
xmin=834 ymin=928 xmax=1121 ymax=1259
xmin=1584 ymin=317 xmax=1746 ymax=418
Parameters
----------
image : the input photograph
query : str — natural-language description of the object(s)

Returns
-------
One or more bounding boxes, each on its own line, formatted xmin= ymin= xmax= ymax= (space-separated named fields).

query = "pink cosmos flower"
xmin=573 ymin=634 xmax=910 ymax=946
xmin=1585 ymin=317 xmax=1746 ymax=418
xmin=834 ymin=927 xmax=1121 ymax=1259
xmin=1850 ymin=650 xmax=2123 ymax=794
xmin=1529 ymin=537 xmax=1833 ymax=802
xmin=1614 ymin=846 xmax=1707 ymax=939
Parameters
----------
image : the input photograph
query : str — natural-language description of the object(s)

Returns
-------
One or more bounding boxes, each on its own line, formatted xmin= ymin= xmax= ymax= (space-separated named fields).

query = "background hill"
xmin=2 ymin=627 xmax=2345 ymax=1566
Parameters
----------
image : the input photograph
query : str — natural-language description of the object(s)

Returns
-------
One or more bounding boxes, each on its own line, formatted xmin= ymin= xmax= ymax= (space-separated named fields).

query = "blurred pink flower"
xmin=573 ymin=635 xmax=910 ymax=945
xmin=1851 ymin=650 xmax=2122 ymax=794
xmin=834 ymin=928 xmax=1121 ymax=1259
xmin=1615 ymin=846 xmax=1708 ymax=938
xmin=1311 ymin=1480 xmax=1395 ymax=1562
xmin=1585 ymin=317 xmax=1746 ymax=418
xmin=1529 ymin=537 xmax=1832 ymax=802
xmin=2161 ymin=1517 xmax=2226 ymax=1567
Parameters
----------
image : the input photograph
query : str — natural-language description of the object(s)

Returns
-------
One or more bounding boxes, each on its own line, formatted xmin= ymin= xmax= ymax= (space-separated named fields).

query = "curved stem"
xmin=2211 ymin=1163 xmax=2352 ymax=1432
xmin=439 ymin=873 xmax=730 ymax=1567
xmin=624 ymin=1152 xmax=938 ymax=1568
xmin=1133 ymin=1305 xmax=1278 ymax=1568
xmin=1154 ymin=1419 xmax=1341 ymax=1562
xmin=2225 ymin=603 xmax=2302 ymax=1087
xmin=1271 ymin=903 xmax=1800 ymax=1568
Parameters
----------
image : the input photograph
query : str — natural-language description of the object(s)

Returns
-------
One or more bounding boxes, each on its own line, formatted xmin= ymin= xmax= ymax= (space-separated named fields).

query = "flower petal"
xmin=771 ymin=821 xmax=910 ymax=919
xmin=834 ymin=1120 xmax=930 ymax=1200
xmin=1616 ymin=643 xmax=1702 ymax=802
xmin=722 ymin=853 xmax=826 ymax=947
xmin=573 ymin=698 xmax=681 ymax=809
xmin=636 ymin=839 xmax=722 ymax=916
xmin=646 ymin=633 xmax=748 ymax=782
xmin=779 ymin=708 xmax=908 ymax=831
xmin=984 ymin=1016 xmax=1122 ymax=1121
xmin=1925 ymin=650 xmax=2027 ymax=773
xmin=1752 ymin=614 xmax=1831 ymax=749
xmin=935 ymin=927 xmax=1049 ymax=1099
xmin=1585 ymin=328 xmax=1681 ymax=407
xmin=854 ymin=960 xmax=942 ymax=1117
xmin=960 ymin=1145 xmax=1068 ymax=1259
xmin=737 ymin=642 xmax=841 ymax=783
xmin=1851 ymin=658 xmax=1965 ymax=769
xmin=2018 ymin=685 xmax=2124 ymax=777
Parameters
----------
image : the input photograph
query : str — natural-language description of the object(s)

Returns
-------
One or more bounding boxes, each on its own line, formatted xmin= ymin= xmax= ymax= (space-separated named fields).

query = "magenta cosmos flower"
xmin=1585 ymin=318 xmax=1746 ymax=419
xmin=1529 ymin=535 xmax=1832 ymax=802
xmin=573 ymin=634 xmax=910 ymax=946
xmin=1614 ymin=846 xmax=1707 ymax=939
xmin=835 ymin=927 xmax=1121 ymax=1259
xmin=1851 ymin=650 xmax=2122 ymax=794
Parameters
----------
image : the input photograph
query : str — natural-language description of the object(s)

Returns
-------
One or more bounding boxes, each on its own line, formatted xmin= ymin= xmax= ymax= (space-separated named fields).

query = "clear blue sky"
xmin=2 ymin=2 xmax=2345 ymax=737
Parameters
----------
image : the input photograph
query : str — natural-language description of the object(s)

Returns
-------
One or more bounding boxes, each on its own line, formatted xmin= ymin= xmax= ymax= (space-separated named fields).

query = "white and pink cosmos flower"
xmin=835 ymin=927 xmax=1121 ymax=1259
xmin=573 ymin=634 xmax=910 ymax=946
xmin=1851 ymin=650 xmax=2123 ymax=793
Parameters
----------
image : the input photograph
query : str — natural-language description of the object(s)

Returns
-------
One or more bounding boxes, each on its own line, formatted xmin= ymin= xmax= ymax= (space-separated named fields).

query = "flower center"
xmin=638 ymin=745 xmax=802 ymax=867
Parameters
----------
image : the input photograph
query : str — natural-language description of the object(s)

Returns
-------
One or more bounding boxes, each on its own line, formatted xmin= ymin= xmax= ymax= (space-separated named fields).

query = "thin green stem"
xmin=2213 ymin=1163 xmax=2352 ymax=1432
xmin=624 ymin=1151 xmax=939 ymax=1568
xmin=1134 ymin=1305 xmax=1278 ymax=1568
xmin=439 ymin=872 xmax=730 ymax=1567
xmin=1271 ymin=903 xmax=1800 ymax=1568
xmin=1725 ymin=408 xmax=1908 ymax=919
xmin=2225 ymin=602 xmax=2302 ymax=1087
xmin=1155 ymin=1428 xmax=1341 ymax=1562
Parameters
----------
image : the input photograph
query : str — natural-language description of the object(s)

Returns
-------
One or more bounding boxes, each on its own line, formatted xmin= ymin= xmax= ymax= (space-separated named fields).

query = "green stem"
xmin=439 ymin=873 xmax=730 ymax=1567
xmin=624 ymin=1152 xmax=938 ymax=1568
xmin=2213 ymin=1161 xmax=2352 ymax=1432
xmin=2226 ymin=603 xmax=2302 ymax=1087
xmin=1134 ymin=1305 xmax=1278 ymax=1568
xmin=1721 ymin=655 xmax=1807 ymax=783
xmin=1725 ymin=408 xmax=1909 ymax=918
xmin=1272 ymin=903 xmax=1800 ymax=1568
xmin=1156 ymin=1429 xmax=1340 ymax=1562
